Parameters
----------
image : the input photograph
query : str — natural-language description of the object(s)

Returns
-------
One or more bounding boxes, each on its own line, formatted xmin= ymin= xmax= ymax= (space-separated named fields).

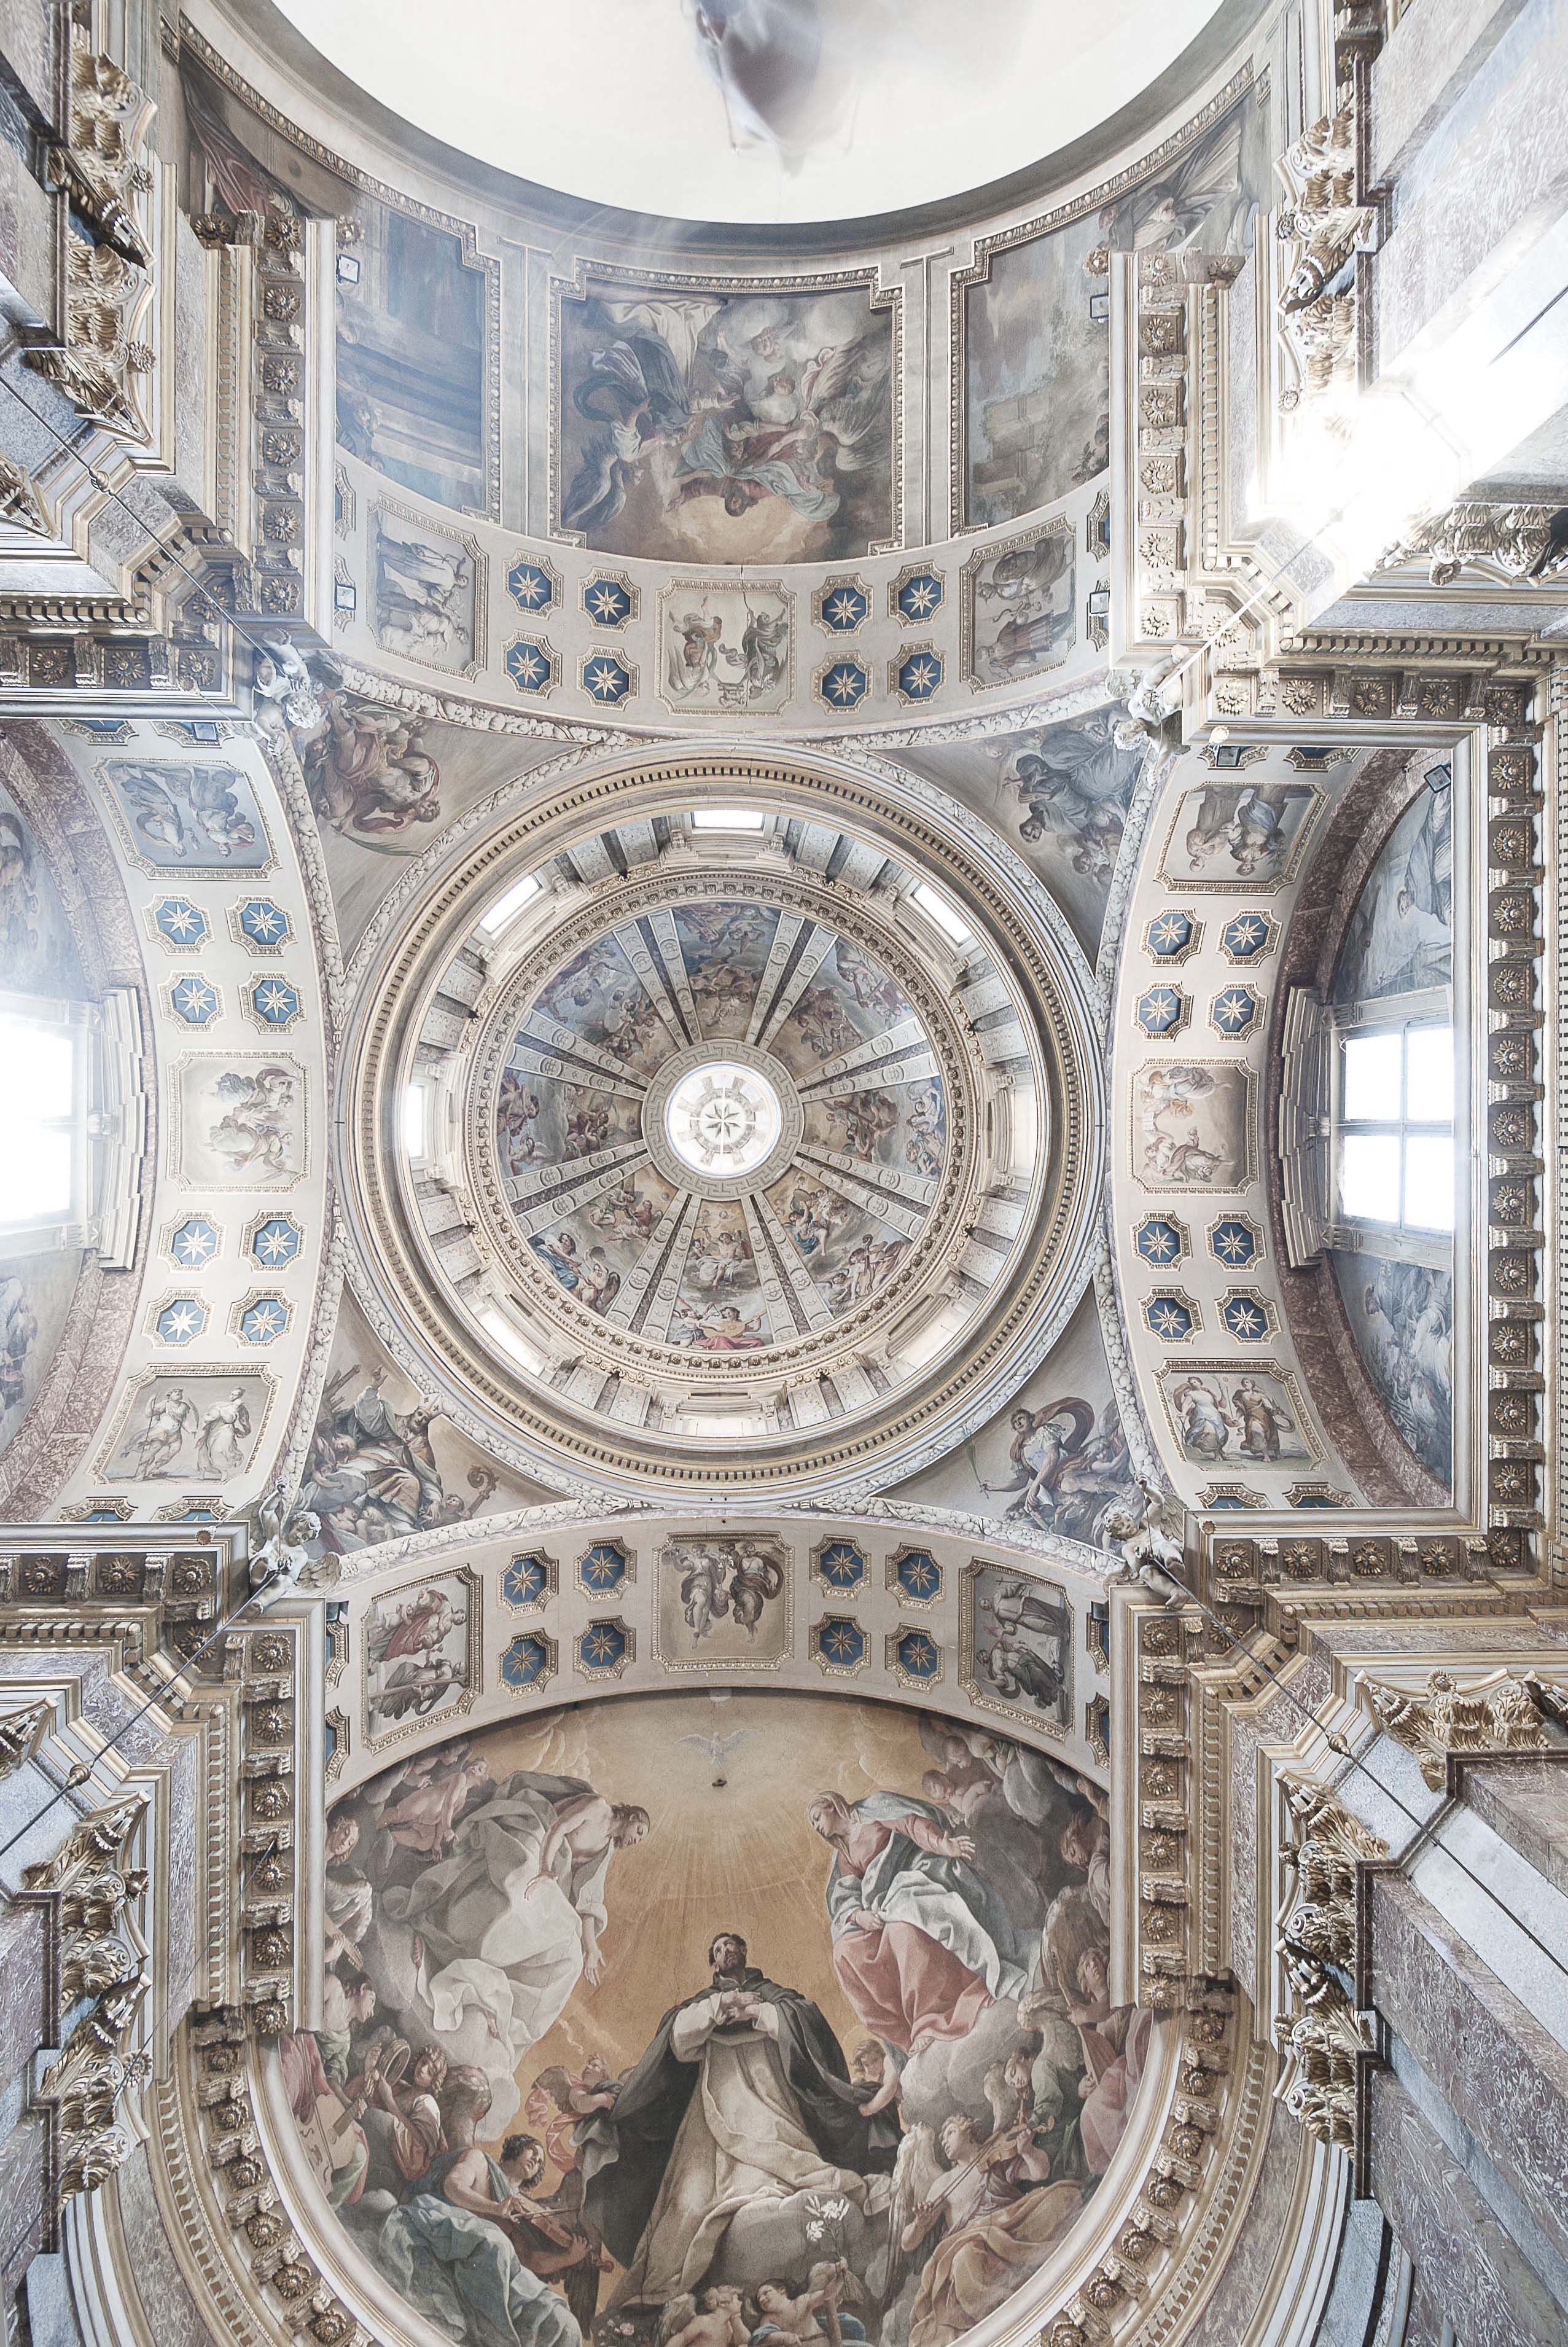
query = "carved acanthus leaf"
xmin=1365 ymin=1669 xmax=1567 ymax=1789
xmin=1376 ymin=499 xmax=1568 ymax=585
xmin=0 ymin=1697 xmax=53 ymax=1780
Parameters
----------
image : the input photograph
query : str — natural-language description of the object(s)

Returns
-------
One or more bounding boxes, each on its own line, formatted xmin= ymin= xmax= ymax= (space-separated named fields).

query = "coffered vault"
xmin=0 ymin=1 xmax=1564 ymax=2346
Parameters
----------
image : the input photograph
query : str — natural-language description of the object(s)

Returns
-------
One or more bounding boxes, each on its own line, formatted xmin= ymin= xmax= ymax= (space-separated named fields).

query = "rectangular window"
xmin=1336 ymin=1021 xmax=1454 ymax=1235
xmin=0 ymin=1010 xmax=82 ymax=1235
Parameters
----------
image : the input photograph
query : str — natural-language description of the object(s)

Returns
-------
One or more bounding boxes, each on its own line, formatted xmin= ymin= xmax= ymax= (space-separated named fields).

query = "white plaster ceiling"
xmin=272 ymin=0 xmax=1229 ymax=224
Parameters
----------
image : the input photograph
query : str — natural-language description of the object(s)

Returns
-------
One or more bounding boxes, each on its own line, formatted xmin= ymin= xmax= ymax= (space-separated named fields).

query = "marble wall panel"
xmin=1368 ymin=2067 xmax=1564 ymax=2347
xmin=1370 ymin=1871 xmax=1568 ymax=2271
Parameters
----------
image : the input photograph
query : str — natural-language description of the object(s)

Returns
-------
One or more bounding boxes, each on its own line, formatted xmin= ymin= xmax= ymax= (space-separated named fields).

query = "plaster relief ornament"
xmin=1376 ymin=499 xmax=1568 ymax=584
xmin=1363 ymin=1669 xmax=1568 ymax=1789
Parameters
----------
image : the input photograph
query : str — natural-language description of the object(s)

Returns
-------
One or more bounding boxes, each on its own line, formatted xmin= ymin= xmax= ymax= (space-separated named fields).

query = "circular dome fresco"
xmin=270 ymin=0 xmax=1231 ymax=225
xmin=342 ymin=748 xmax=1105 ymax=1499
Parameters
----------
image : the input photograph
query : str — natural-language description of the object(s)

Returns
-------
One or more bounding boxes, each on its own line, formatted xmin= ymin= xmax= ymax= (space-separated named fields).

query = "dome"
xmin=342 ymin=746 xmax=1106 ymax=1497
xmin=267 ymin=0 xmax=1235 ymax=226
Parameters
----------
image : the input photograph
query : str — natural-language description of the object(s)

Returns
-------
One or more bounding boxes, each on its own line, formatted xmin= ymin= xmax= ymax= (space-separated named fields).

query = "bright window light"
xmin=1404 ymin=1134 xmax=1456 ymax=1231
xmin=1405 ymin=1025 xmax=1453 ymax=1122
xmin=910 ymin=881 xmax=972 ymax=945
xmin=401 ymin=1082 xmax=429 ymax=1157
xmin=478 ymin=872 xmax=543 ymax=934
xmin=0 ymin=1016 xmax=76 ymax=1225
xmin=1339 ymin=1133 xmax=1400 ymax=1222
xmin=692 ymin=807 xmax=765 ymax=830
xmin=1343 ymin=1031 xmax=1402 ymax=1123
xmin=478 ymin=1305 xmax=547 ymax=1374
xmin=1336 ymin=1021 xmax=1456 ymax=1236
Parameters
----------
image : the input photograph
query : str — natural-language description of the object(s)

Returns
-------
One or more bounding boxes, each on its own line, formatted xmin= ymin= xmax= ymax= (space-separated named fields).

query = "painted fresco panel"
xmin=1330 ymin=1256 xmax=1454 ymax=1488
xmin=285 ymin=1691 xmax=1139 ymax=2347
xmin=364 ymin=1569 xmax=480 ymax=1742
xmin=556 ymin=278 xmax=895 ymax=564
xmin=962 ymin=88 xmax=1270 ymax=529
xmin=1156 ymin=1364 xmax=1319 ymax=1469
xmin=101 ymin=1369 xmax=273 ymax=1481
xmin=1332 ymin=766 xmax=1454 ymax=1003
xmin=1130 ymin=1061 xmax=1255 ymax=1190
xmin=169 ymin=1056 xmax=306 ymax=1189
xmin=100 ymin=758 xmax=273 ymax=874
xmin=1157 ymin=781 xmax=1320 ymax=890
xmin=963 ymin=1563 xmax=1074 ymax=1732
xmin=653 ymin=1534 xmax=789 ymax=1665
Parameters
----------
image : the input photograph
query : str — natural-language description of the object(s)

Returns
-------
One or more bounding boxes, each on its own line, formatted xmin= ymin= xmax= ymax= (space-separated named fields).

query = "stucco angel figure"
xmin=246 ymin=1481 xmax=325 ymax=1596
xmin=382 ymin=1774 xmax=649 ymax=2077
xmin=1102 ymin=1480 xmax=1186 ymax=1601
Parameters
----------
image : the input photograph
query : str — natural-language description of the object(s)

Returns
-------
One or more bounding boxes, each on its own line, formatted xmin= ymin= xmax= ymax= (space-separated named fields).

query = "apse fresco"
xmin=556 ymin=281 xmax=895 ymax=565
xmin=1331 ymin=765 xmax=1453 ymax=1004
xmin=1327 ymin=765 xmax=1456 ymax=1488
xmin=284 ymin=1693 xmax=1144 ymax=2347
xmin=181 ymin=59 xmax=491 ymax=516
xmin=495 ymin=907 xmax=946 ymax=1346
xmin=962 ymin=88 xmax=1271 ymax=529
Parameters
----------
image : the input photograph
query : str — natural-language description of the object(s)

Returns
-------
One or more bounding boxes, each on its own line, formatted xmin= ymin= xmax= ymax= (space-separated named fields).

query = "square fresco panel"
xmin=1130 ymin=1061 xmax=1255 ymax=1190
xmin=653 ymin=1533 xmax=790 ymax=1666
xmin=170 ymin=1056 xmax=306 ymax=1190
xmin=284 ymin=1691 xmax=1141 ymax=2347
xmin=100 ymin=758 xmax=273 ymax=874
xmin=556 ymin=277 xmax=895 ymax=564
xmin=1158 ymin=781 xmax=1320 ymax=891
xmin=102 ymin=1369 xmax=273 ymax=1482
xmin=363 ymin=1569 xmax=480 ymax=1741
xmin=963 ymin=1562 xmax=1074 ymax=1733
xmin=963 ymin=526 xmax=1076 ymax=688
xmin=371 ymin=506 xmax=485 ymax=674
xmin=659 ymin=580 xmax=794 ymax=716
xmin=1156 ymin=1363 xmax=1319 ymax=1470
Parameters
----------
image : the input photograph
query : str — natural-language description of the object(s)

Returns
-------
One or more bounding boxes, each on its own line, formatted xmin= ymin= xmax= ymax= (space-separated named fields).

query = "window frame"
xmin=0 ymin=990 xmax=99 ymax=1260
xmin=1330 ymin=994 xmax=1456 ymax=1253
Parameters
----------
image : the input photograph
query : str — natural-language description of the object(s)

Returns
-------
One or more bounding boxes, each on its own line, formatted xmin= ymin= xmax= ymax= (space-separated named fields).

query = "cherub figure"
xmin=657 ymin=2286 xmax=749 ymax=2347
xmin=752 ymin=2262 xmax=854 ymax=2345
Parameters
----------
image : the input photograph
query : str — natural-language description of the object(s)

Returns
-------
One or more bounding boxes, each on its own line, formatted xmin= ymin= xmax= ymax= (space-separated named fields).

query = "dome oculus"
xmin=663 ymin=1061 xmax=784 ymax=1181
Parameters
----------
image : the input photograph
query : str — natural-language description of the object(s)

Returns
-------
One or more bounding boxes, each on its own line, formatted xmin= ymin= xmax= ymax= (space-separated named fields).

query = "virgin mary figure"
xmin=383 ymin=1772 xmax=649 ymax=2079
xmin=807 ymin=1791 xmax=1032 ymax=2055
